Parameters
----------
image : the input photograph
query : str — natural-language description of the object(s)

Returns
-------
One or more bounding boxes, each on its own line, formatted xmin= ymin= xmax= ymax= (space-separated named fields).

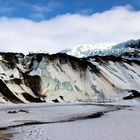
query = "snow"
xmin=0 ymin=64 xmax=20 ymax=80
xmin=29 ymin=68 xmax=42 ymax=76
xmin=0 ymin=102 xmax=140 ymax=140
xmin=0 ymin=51 xmax=140 ymax=103
xmin=113 ymin=39 xmax=140 ymax=49
xmin=63 ymin=39 xmax=140 ymax=57
xmin=0 ymin=46 xmax=139 ymax=104
xmin=65 ymin=42 xmax=118 ymax=57
xmin=0 ymin=55 xmax=2 ymax=60
xmin=37 ymin=107 xmax=140 ymax=140
xmin=0 ymin=103 xmax=108 ymax=128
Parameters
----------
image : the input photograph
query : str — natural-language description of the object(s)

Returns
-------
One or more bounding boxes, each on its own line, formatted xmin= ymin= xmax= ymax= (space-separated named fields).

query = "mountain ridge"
xmin=62 ymin=39 xmax=140 ymax=58
xmin=0 ymin=50 xmax=139 ymax=103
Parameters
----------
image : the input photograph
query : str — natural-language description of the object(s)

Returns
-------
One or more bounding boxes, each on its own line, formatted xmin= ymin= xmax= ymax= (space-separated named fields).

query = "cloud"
xmin=32 ymin=5 xmax=48 ymax=13
xmin=0 ymin=5 xmax=140 ymax=54
xmin=28 ymin=1 xmax=62 ymax=20
xmin=77 ymin=8 xmax=94 ymax=15
xmin=0 ymin=7 xmax=14 ymax=14
xmin=47 ymin=1 xmax=62 ymax=9
xmin=32 ymin=5 xmax=51 ymax=13
xmin=29 ymin=13 xmax=45 ymax=20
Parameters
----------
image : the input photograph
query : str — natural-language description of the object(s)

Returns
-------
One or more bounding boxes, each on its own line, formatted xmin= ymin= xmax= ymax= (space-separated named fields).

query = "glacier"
xmin=62 ymin=39 xmax=140 ymax=58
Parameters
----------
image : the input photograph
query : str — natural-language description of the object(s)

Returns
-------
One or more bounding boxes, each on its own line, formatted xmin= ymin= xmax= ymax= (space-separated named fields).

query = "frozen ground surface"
xmin=0 ymin=101 xmax=140 ymax=140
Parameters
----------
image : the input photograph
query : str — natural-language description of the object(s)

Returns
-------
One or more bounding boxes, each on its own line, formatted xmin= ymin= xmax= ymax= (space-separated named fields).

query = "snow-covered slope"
xmin=0 ymin=52 xmax=139 ymax=103
xmin=62 ymin=39 xmax=140 ymax=58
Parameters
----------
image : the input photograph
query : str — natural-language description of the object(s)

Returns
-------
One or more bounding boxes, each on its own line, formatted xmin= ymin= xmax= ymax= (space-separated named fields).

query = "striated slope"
xmin=0 ymin=52 xmax=140 ymax=103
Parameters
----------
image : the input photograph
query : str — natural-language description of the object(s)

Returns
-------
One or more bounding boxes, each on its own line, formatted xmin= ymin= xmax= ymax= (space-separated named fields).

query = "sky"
xmin=0 ymin=0 xmax=140 ymax=53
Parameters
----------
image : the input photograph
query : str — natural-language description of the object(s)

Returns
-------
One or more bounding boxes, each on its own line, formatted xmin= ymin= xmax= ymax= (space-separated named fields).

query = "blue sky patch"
xmin=0 ymin=0 xmax=140 ymax=21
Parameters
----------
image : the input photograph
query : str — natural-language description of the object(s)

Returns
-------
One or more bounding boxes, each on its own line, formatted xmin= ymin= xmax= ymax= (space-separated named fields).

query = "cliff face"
xmin=0 ymin=52 xmax=140 ymax=103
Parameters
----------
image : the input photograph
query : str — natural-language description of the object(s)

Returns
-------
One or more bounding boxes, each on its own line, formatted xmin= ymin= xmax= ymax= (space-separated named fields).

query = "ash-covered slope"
xmin=0 ymin=52 xmax=140 ymax=103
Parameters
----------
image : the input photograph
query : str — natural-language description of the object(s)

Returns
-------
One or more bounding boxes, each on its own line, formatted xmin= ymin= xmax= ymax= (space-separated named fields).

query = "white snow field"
xmin=0 ymin=101 xmax=140 ymax=140
xmin=63 ymin=39 xmax=140 ymax=58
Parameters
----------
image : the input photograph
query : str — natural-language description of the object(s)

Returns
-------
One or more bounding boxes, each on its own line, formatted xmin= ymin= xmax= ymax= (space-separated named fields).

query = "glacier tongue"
xmin=0 ymin=52 xmax=139 ymax=103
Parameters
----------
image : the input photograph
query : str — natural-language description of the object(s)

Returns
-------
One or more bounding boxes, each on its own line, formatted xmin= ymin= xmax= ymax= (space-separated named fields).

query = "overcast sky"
xmin=0 ymin=0 xmax=140 ymax=54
